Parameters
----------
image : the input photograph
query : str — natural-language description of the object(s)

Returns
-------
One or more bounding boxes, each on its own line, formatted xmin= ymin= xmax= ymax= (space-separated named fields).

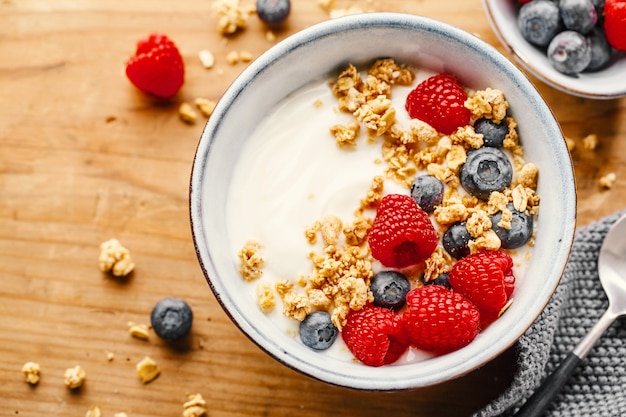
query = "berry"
xmin=256 ymin=0 xmax=291 ymax=26
xmin=405 ymin=74 xmax=470 ymax=135
xmin=342 ymin=305 xmax=409 ymax=367
xmin=517 ymin=1 xmax=563 ymax=47
xmin=460 ymin=147 xmax=513 ymax=200
xmin=491 ymin=204 xmax=534 ymax=249
xmin=474 ymin=118 xmax=508 ymax=148
xmin=368 ymin=194 xmax=438 ymax=269
xmin=150 ymin=297 xmax=193 ymax=341
xmin=125 ymin=33 xmax=184 ymax=99
xmin=548 ymin=31 xmax=592 ymax=74
xmin=442 ymin=222 xmax=472 ymax=259
xmin=370 ymin=270 xmax=411 ymax=311
xmin=604 ymin=0 xmax=626 ymax=51
xmin=299 ymin=311 xmax=338 ymax=350
xmin=559 ymin=0 xmax=598 ymax=34
xmin=410 ymin=175 xmax=444 ymax=213
xmin=586 ymin=28 xmax=613 ymax=71
xmin=449 ymin=251 xmax=515 ymax=320
xmin=425 ymin=273 xmax=452 ymax=290
xmin=402 ymin=286 xmax=480 ymax=353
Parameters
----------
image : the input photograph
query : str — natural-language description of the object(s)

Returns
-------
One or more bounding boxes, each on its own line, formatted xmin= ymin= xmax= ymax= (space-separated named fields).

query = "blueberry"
xmin=426 ymin=273 xmax=452 ymax=290
xmin=586 ymin=28 xmax=612 ymax=71
xmin=256 ymin=0 xmax=290 ymax=26
xmin=442 ymin=222 xmax=472 ymax=259
xmin=491 ymin=204 xmax=534 ymax=249
xmin=547 ymin=30 xmax=592 ymax=75
xmin=150 ymin=297 xmax=193 ymax=341
xmin=370 ymin=270 xmax=411 ymax=311
xmin=474 ymin=118 xmax=508 ymax=148
xmin=460 ymin=147 xmax=513 ymax=200
xmin=517 ymin=0 xmax=562 ymax=47
xmin=559 ymin=0 xmax=597 ymax=34
xmin=410 ymin=175 xmax=444 ymax=213
xmin=299 ymin=311 xmax=338 ymax=350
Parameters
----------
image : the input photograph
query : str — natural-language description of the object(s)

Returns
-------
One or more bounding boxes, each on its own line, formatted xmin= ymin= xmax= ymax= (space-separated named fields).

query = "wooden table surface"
xmin=2 ymin=0 xmax=625 ymax=416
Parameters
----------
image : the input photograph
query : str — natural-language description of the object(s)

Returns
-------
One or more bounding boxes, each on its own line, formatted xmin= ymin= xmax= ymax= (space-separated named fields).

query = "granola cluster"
xmin=236 ymin=58 xmax=540 ymax=332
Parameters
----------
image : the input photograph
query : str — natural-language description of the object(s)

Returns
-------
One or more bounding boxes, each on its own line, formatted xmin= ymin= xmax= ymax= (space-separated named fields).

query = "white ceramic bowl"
xmin=190 ymin=12 xmax=577 ymax=390
xmin=483 ymin=0 xmax=626 ymax=99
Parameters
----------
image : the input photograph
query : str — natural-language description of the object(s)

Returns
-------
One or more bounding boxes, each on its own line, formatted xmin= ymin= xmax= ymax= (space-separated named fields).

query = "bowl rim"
xmin=190 ymin=12 xmax=577 ymax=390
xmin=482 ymin=0 xmax=626 ymax=100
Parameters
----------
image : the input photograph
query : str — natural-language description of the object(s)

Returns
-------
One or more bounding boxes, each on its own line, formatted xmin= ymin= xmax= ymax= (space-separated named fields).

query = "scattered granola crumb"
xmin=64 ymin=365 xmax=86 ymax=389
xmin=599 ymin=172 xmax=616 ymax=189
xmin=114 ymin=413 xmax=128 ymax=417
xmin=214 ymin=0 xmax=249 ymax=34
xmin=99 ymin=239 xmax=135 ymax=277
xmin=195 ymin=98 xmax=217 ymax=118
xmin=329 ymin=5 xmax=364 ymax=18
xmin=226 ymin=50 xmax=239 ymax=65
xmin=317 ymin=0 xmax=335 ymax=10
xmin=582 ymin=133 xmax=598 ymax=150
xmin=565 ymin=136 xmax=576 ymax=151
xmin=106 ymin=351 xmax=115 ymax=361
xmin=266 ymin=30 xmax=277 ymax=42
xmin=320 ymin=214 xmax=343 ymax=246
xmin=86 ymin=405 xmax=101 ymax=417
xmin=238 ymin=240 xmax=265 ymax=281
xmin=179 ymin=102 xmax=198 ymax=124
xmin=21 ymin=361 xmax=40 ymax=385
xmin=239 ymin=50 xmax=253 ymax=62
xmin=256 ymin=282 xmax=276 ymax=312
xmin=136 ymin=356 xmax=160 ymax=384
xmin=198 ymin=49 xmax=215 ymax=69
xmin=183 ymin=393 xmax=208 ymax=417
xmin=128 ymin=322 xmax=150 ymax=340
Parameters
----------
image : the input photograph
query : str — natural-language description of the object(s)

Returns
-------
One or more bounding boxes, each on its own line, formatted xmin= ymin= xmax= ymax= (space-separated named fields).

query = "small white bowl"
xmin=483 ymin=0 xmax=626 ymax=99
xmin=190 ymin=12 xmax=577 ymax=390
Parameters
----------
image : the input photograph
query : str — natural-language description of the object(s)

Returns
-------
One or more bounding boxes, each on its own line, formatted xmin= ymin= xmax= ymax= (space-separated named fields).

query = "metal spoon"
xmin=513 ymin=213 xmax=626 ymax=417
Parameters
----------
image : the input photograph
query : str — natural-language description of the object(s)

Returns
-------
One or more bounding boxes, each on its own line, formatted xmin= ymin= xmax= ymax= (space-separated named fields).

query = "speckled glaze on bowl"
xmin=483 ymin=0 xmax=626 ymax=99
xmin=190 ymin=12 xmax=577 ymax=391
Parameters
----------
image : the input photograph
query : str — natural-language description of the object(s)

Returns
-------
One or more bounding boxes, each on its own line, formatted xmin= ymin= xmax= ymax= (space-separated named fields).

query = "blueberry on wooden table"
xmin=150 ymin=297 xmax=193 ymax=341
xmin=256 ymin=0 xmax=291 ymax=26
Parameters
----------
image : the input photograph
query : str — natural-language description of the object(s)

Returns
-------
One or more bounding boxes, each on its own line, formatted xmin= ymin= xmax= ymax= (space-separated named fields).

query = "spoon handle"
xmin=512 ymin=310 xmax=617 ymax=417
xmin=512 ymin=352 xmax=581 ymax=417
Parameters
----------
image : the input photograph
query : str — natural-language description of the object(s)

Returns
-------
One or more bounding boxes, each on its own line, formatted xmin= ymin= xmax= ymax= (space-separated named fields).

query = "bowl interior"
xmin=190 ymin=12 xmax=577 ymax=390
xmin=482 ymin=0 xmax=626 ymax=99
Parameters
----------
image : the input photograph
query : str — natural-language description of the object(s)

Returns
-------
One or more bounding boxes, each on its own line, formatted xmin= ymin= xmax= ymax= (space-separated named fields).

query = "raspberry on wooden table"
xmin=368 ymin=194 xmax=437 ymax=269
xmin=342 ymin=304 xmax=409 ymax=367
xmin=125 ymin=33 xmax=185 ymax=99
xmin=449 ymin=250 xmax=515 ymax=322
xmin=402 ymin=285 xmax=480 ymax=353
xmin=405 ymin=73 xmax=470 ymax=135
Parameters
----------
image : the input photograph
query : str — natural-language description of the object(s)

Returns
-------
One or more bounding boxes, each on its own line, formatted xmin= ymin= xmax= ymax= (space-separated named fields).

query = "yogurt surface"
xmin=226 ymin=66 xmax=533 ymax=364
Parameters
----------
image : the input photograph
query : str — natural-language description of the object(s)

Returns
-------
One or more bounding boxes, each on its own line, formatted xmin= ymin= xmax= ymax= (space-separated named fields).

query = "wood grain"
xmin=1 ymin=1 xmax=625 ymax=416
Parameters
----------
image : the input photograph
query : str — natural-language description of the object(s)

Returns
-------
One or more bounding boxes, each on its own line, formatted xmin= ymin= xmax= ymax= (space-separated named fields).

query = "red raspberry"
xmin=604 ymin=0 xmax=626 ymax=51
xmin=402 ymin=285 xmax=480 ymax=353
xmin=368 ymin=194 xmax=437 ymax=269
xmin=449 ymin=250 xmax=515 ymax=321
xmin=125 ymin=33 xmax=185 ymax=99
xmin=342 ymin=304 xmax=409 ymax=367
xmin=405 ymin=74 xmax=470 ymax=135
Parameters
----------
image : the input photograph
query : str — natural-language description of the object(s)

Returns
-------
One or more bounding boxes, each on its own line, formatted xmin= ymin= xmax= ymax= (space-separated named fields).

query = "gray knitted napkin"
xmin=475 ymin=210 xmax=626 ymax=417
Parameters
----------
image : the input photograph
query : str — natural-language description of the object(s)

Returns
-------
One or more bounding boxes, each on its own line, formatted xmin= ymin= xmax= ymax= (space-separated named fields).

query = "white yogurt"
xmin=226 ymin=70 xmax=531 ymax=364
